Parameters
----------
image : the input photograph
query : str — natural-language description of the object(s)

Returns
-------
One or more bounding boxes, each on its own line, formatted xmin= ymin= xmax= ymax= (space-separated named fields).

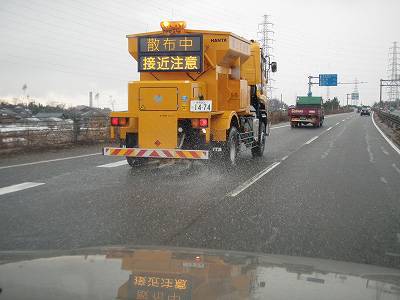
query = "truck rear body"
xmin=289 ymin=96 xmax=324 ymax=127
xmin=104 ymin=21 xmax=275 ymax=165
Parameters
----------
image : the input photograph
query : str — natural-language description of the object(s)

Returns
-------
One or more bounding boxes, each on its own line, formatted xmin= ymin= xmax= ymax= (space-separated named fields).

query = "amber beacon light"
xmin=160 ymin=20 xmax=187 ymax=33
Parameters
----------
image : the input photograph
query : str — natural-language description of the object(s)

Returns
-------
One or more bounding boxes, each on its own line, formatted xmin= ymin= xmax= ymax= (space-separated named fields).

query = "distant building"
xmin=34 ymin=112 xmax=66 ymax=119
xmin=0 ymin=108 xmax=19 ymax=124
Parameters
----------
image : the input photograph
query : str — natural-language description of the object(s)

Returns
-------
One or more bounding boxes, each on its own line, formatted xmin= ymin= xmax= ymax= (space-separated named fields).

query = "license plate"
xmin=190 ymin=100 xmax=212 ymax=112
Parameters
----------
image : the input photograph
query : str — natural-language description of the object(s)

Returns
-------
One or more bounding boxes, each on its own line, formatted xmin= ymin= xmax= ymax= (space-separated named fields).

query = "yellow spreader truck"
xmin=103 ymin=21 xmax=276 ymax=166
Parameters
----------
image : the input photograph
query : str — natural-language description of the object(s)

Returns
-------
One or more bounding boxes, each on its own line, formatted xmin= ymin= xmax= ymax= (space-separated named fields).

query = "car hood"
xmin=0 ymin=245 xmax=399 ymax=300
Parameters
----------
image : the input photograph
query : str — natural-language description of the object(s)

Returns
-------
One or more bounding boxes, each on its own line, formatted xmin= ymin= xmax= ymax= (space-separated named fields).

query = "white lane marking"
xmin=281 ymin=155 xmax=288 ymax=161
xmin=371 ymin=112 xmax=400 ymax=156
xmin=0 ymin=182 xmax=45 ymax=196
xmin=304 ymin=136 xmax=319 ymax=145
xmin=321 ymin=140 xmax=334 ymax=159
xmin=228 ymin=162 xmax=281 ymax=197
xmin=380 ymin=177 xmax=388 ymax=184
xmin=0 ymin=153 xmax=101 ymax=170
xmin=97 ymin=160 xmax=127 ymax=168
xmin=365 ymin=133 xmax=374 ymax=163
xmin=342 ymin=119 xmax=346 ymax=122
xmin=392 ymin=163 xmax=400 ymax=175
xmin=335 ymin=122 xmax=340 ymax=126
xmin=271 ymin=124 xmax=290 ymax=129
xmin=380 ymin=146 xmax=389 ymax=156
xmin=325 ymin=126 xmax=333 ymax=132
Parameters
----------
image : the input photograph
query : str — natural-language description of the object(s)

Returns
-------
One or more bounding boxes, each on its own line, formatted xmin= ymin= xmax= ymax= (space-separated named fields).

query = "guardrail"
xmin=374 ymin=109 xmax=400 ymax=130
xmin=0 ymin=116 xmax=110 ymax=154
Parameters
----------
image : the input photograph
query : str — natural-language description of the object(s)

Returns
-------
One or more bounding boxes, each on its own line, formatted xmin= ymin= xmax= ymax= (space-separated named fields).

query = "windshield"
xmin=1 ymin=0 xmax=400 ymax=298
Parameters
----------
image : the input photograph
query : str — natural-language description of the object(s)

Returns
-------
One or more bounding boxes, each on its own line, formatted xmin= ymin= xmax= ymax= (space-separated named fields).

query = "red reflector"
xmin=199 ymin=118 xmax=208 ymax=127
xmin=191 ymin=119 xmax=199 ymax=128
xmin=118 ymin=118 xmax=127 ymax=126
xmin=111 ymin=117 xmax=119 ymax=126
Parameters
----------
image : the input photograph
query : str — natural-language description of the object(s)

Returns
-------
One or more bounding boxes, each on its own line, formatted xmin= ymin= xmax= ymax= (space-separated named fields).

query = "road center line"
xmin=281 ymin=155 xmax=288 ymax=161
xmin=305 ymin=136 xmax=319 ymax=145
xmin=335 ymin=122 xmax=340 ymax=126
xmin=325 ymin=126 xmax=333 ymax=132
xmin=371 ymin=112 xmax=400 ymax=156
xmin=0 ymin=153 xmax=101 ymax=170
xmin=97 ymin=160 xmax=127 ymax=168
xmin=228 ymin=162 xmax=281 ymax=197
xmin=0 ymin=182 xmax=45 ymax=196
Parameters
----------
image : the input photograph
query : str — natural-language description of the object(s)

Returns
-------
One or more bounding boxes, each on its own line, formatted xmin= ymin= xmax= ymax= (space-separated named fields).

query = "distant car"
xmin=360 ymin=107 xmax=370 ymax=116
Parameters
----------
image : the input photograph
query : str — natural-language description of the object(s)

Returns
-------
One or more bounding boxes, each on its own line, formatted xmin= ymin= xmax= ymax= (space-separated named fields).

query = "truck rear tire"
xmin=224 ymin=126 xmax=239 ymax=166
xmin=125 ymin=133 xmax=145 ymax=167
xmin=252 ymin=122 xmax=266 ymax=157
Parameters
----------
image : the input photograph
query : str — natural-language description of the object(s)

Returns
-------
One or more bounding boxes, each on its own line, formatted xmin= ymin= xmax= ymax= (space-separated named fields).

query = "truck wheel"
xmin=125 ymin=133 xmax=145 ymax=167
xmin=252 ymin=122 xmax=266 ymax=157
xmin=224 ymin=126 xmax=239 ymax=166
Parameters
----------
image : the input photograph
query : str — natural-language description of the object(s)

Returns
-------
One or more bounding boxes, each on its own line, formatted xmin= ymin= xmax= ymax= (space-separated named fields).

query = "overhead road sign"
xmin=319 ymin=74 xmax=338 ymax=86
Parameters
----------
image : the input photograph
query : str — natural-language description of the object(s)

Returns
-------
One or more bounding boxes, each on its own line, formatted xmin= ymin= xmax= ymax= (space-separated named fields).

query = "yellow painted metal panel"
xmin=210 ymin=111 xmax=238 ymax=142
xmin=139 ymin=87 xmax=178 ymax=111
xmin=139 ymin=111 xmax=177 ymax=148
xmin=241 ymin=42 xmax=262 ymax=86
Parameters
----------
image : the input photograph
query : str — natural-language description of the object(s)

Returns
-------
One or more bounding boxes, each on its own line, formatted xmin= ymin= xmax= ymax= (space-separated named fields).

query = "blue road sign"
xmin=351 ymin=92 xmax=359 ymax=100
xmin=319 ymin=74 xmax=338 ymax=86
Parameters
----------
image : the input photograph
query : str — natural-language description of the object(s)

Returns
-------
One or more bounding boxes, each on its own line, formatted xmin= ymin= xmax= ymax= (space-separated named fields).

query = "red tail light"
xmin=111 ymin=117 xmax=128 ymax=126
xmin=111 ymin=117 xmax=119 ymax=126
xmin=199 ymin=118 xmax=208 ymax=127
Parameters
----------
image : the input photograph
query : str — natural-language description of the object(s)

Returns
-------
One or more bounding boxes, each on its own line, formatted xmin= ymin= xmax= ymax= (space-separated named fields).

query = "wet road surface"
xmin=1 ymin=112 xmax=399 ymax=268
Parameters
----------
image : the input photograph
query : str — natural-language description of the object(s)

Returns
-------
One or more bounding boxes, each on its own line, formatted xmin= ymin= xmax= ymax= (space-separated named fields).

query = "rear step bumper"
xmin=103 ymin=147 xmax=209 ymax=160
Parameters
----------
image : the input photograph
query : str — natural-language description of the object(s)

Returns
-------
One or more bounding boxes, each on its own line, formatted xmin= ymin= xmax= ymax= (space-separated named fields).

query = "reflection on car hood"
xmin=0 ymin=245 xmax=399 ymax=300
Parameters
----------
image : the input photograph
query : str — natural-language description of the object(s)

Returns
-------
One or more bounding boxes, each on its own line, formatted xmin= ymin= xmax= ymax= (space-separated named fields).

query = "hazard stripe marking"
xmin=190 ymin=151 xmax=200 ymax=159
xmin=112 ymin=149 xmax=121 ymax=155
xmin=162 ymin=150 xmax=174 ymax=158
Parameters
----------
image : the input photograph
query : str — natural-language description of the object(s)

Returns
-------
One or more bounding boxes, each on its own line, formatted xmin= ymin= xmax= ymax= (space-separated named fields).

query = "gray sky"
xmin=0 ymin=0 xmax=399 ymax=109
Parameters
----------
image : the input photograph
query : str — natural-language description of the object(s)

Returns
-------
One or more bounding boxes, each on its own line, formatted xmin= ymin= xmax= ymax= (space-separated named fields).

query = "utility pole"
xmin=346 ymin=93 xmax=351 ymax=108
xmin=109 ymin=95 xmax=115 ymax=111
xmin=258 ymin=15 xmax=275 ymax=99
xmin=353 ymin=78 xmax=359 ymax=106
xmin=388 ymin=41 xmax=400 ymax=102
xmin=22 ymin=83 xmax=27 ymax=105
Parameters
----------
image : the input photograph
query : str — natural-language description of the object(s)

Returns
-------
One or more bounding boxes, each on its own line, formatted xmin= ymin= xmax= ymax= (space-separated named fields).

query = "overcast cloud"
xmin=0 ymin=0 xmax=399 ymax=109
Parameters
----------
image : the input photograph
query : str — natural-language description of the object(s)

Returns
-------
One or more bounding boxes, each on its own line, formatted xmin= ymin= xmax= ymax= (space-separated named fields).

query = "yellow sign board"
xmin=139 ymin=55 xmax=201 ymax=72
xmin=131 ymin=273 xmax=192 ymax=300
xmin=138 ymin=35 xmax=203 ymax=72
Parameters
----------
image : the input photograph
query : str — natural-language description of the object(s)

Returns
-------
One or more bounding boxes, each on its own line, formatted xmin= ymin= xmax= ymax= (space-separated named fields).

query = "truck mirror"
xmin=271 ymin=62 xmax=277 ymax=73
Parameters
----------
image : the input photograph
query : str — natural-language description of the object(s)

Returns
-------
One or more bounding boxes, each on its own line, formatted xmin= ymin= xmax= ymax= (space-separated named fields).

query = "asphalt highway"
xmin=1 ymin=112 xmax=399 ymax=268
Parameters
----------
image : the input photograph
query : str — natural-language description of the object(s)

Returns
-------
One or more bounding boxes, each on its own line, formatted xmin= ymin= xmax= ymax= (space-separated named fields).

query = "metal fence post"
xmin=73 ymin=117 xmax=81 ymax=143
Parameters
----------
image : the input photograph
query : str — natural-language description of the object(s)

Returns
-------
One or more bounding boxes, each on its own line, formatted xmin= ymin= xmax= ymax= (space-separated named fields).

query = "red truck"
xmin=289 ymin=96 xmax=324 ymax=128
